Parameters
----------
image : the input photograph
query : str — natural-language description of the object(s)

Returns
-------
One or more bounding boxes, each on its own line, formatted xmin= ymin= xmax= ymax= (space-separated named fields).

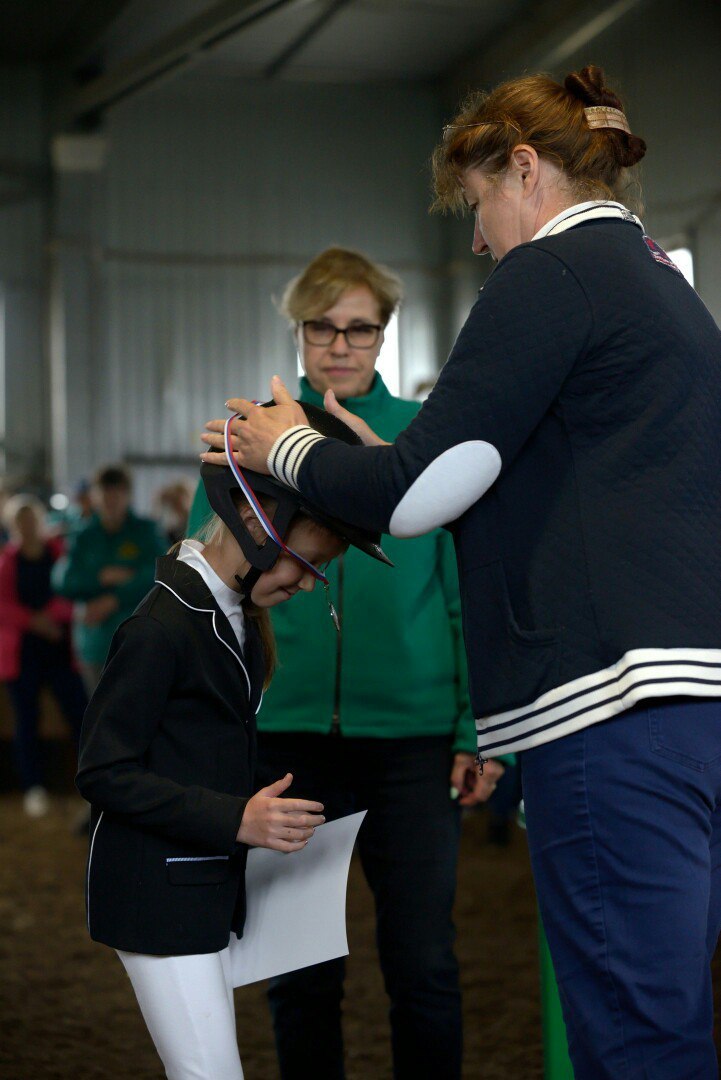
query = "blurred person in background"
xmin=189 ymin=247 xmax=507 ymax=1080
xmin=0 ymin=495 xmax=87 ymax=817
xmin=0 ymin=484 xmax=9 ymax=547
xmin=52 ymin=464 xmax=166 ymax=696
xmin=154 ymin=477 xmax=195 ymax=546
xmin=48 ymin=477 xmax=94 ymax=540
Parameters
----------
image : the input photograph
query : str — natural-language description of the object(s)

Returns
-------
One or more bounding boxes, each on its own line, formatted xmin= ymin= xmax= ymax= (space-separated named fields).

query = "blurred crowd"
xmin=0 ymin=468 xmax=194 ymax=819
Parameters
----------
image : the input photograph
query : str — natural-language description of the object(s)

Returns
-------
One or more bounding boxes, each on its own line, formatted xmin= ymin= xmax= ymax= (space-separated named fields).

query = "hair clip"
xmin=584 ymin=106 xmax=631 ymax=134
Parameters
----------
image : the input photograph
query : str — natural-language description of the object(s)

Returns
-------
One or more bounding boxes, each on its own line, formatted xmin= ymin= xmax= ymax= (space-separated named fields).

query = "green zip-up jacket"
xmin=51 ymin=511 xmax=167 ymax=666
xmin=188 ymin=374 xmax=478 ymax=754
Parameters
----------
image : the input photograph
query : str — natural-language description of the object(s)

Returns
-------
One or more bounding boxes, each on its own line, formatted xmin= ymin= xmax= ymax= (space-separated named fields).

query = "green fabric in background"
xmin=539 ymin=919 xmax=575 ymax=1079
xmin=52 ymin=511 xmax=167 ymax=665
xmin=189 ymin=374 xmax=482 ymax=753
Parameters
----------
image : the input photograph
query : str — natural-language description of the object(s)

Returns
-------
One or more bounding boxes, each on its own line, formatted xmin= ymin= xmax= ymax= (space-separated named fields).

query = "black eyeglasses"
xmin=300 ymin=320 xmax=383 ymax=349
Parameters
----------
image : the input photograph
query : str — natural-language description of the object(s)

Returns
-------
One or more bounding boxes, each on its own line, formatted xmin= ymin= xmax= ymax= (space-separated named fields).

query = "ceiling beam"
xmin=51 ymin=0 xmax=309 ymax=131
xmin=49 ymin=0 xmax=134 ymax=66
xmin=264 ymin=0 xmax=355 ymax=79
xmin=444 ymin=0 xmax=650 ymax=100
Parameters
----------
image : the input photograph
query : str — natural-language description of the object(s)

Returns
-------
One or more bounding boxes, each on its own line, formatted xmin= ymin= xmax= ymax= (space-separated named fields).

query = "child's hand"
xmin=237 ymin=773 xmax=325 ymax=853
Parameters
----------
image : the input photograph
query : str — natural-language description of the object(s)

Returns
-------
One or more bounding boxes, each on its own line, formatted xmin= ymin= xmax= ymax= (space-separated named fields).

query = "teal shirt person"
xmin=189 ymin=374 xmax=478 ymax=754
xmin=52 ymin=510 xmax=167 ymax=666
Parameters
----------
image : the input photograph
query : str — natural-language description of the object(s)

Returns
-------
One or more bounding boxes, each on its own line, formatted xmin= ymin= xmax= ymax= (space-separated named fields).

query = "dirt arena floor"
xmin=1 ymin=746 xmax=721 ymax=1079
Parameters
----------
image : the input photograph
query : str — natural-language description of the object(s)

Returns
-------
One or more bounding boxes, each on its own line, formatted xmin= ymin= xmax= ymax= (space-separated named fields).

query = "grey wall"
xmin=557 ymin=0 xmax=721 ymax=321
xmin=50 ymin=77 xmax=446 ymax=503
xmin=0 ymin=64 xmax=46 ymax=484
xmin=3 ymin=0 xmax=720 ymax=502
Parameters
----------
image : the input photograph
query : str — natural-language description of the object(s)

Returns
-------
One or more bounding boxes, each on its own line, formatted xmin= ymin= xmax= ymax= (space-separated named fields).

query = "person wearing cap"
xmin=189 ymin=246 xmax=503 ymax=1080
xmin=75 ymin=406 xmax=382 ymax=1080
xmin=203 ymin=66 xmax=721 ymax=1078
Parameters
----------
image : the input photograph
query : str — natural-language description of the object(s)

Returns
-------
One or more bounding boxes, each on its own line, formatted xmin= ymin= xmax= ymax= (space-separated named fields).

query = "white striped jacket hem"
xmin=477 ymin=648 xmax=721 ymax=757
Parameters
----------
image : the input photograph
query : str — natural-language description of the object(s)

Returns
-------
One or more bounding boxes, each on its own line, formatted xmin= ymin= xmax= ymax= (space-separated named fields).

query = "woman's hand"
xmin=450 ymin=753 xmax=505 ymax=807
xmin=82 ymin=594 xmax=120 ymax=626
xmin=237 ymin=773 xmax=325 ymax=853
xmin=201 ymin=376 xmax=308 ymax=473
xmin=323 ymin=389 xmax=389 ymax=446
xmin=98 ymin=565 xmax=135 ymax=587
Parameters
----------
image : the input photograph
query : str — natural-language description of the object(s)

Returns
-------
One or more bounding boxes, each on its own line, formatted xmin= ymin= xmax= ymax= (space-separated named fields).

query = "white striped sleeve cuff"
xmin=267 ymin=425 xmax=326 ymax=490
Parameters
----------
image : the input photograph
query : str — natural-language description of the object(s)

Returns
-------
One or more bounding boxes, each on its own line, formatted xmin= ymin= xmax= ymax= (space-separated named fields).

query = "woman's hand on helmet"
xmin=323 ymin=389 xmax=389 ymax=447
xmin=201 ymin=376 xmax=308 ymax=473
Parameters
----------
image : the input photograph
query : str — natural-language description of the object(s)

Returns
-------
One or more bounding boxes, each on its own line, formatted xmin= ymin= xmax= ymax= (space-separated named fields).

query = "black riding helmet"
xmin=200 ymin=400 xmax=392 ymax=594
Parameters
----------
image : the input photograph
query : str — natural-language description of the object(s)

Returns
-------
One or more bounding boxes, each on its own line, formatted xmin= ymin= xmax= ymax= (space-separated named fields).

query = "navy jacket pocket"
xmin=166 ymin=855 xmax=231 ymax=885
xmin=462 ymin=560 xmax=560 ymax=715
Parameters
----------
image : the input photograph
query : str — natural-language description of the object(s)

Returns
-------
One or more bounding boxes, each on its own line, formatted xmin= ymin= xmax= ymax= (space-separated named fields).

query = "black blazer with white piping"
xmin=76 ymin=553 xmax=264 ymax=956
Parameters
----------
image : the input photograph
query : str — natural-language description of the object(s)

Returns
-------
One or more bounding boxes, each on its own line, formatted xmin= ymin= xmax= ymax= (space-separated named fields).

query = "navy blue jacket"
xmin=268 ymin=204 xmax=721 ymax=756
xmin=76 ymin=554 xmax=264 ymax=955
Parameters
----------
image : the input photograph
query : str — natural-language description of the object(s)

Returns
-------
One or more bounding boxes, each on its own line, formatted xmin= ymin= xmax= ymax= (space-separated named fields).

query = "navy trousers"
xmin=256 ymin=732 xmax=463 ymax=1080
xmin=5 ymin=645 xmax=87 ymax=790
xmin=523 ymin=698 xmax=721 ymax=1079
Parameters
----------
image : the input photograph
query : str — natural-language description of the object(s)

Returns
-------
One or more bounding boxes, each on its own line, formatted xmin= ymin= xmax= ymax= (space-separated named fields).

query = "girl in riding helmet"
xmin=76 ymin=403 xmax=389 ymax=1080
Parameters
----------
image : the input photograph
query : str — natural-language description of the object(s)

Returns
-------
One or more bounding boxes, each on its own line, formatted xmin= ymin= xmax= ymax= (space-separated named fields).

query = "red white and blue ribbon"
xmin=224 ymin=413 xmax=329 ymax=585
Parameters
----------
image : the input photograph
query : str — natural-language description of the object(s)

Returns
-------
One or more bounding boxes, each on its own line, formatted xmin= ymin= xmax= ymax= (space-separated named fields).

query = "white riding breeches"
xmin=117 ymin=945 xmax=243 ymax=1080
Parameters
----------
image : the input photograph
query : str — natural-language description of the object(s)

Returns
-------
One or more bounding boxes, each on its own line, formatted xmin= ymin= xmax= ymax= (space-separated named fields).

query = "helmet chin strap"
xmin=234 ymin=565 xmax=339 ymax=632
xmin=224 ymin=414 xmax=329 ymax=585
xmin=222 ymin=414 xmax=340 ymax=631
xmin=234 ymin=566 xmax=262 ymax=598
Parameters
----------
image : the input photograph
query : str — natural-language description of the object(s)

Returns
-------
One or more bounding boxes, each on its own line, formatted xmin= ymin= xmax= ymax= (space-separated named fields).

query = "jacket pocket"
xmin=166 ymin=855 xmax=231 ymax=885
xmin=463 ymin=560 xmax=560 ymax=716
xmin=648 ymin=702 xmax=721 ymax=772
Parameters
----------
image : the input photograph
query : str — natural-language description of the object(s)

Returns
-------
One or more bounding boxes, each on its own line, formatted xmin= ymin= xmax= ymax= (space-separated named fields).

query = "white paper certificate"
xmin=230 ymin=810 xmax=367 ymax=987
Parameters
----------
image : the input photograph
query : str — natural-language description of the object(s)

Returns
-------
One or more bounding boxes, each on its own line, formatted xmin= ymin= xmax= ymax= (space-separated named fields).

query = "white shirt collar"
xmin=177 ymin=538 xmax=243 ymax=614
xmin=532 ymin=200 xmax=644 ymax=241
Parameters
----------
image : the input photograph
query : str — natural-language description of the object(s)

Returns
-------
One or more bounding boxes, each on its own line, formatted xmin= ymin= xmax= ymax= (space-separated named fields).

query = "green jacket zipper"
xmin=330 ymin=553 xmax=345 ymax=735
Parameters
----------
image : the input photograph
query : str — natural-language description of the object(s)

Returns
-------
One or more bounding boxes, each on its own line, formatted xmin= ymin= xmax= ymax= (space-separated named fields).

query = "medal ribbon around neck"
xmin=224 ymin=412 xmax=329 ymax=587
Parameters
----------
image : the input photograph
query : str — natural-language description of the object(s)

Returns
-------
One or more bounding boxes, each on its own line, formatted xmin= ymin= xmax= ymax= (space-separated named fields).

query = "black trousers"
xmin=256 ymin=731 xmax=463 ymax=1080
xmin=5 ymin=644 xmax=86 ymax=791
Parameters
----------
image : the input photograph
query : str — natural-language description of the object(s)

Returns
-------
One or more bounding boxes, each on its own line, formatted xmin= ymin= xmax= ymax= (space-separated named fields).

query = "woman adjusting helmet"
xmin=201 ymin=400 xmax=390 ymax=599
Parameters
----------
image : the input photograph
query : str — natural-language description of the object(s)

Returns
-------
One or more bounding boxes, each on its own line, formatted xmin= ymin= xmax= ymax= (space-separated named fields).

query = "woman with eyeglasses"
xmin=189 ymin=246 xmax=505 ymax=1080
xmin=203 ymin=66 xmax=721 ymax=1078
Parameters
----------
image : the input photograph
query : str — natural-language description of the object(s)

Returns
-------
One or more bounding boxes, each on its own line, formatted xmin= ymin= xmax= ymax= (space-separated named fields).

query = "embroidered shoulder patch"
xmin=643 ymin=235 xmax=683 ymax=275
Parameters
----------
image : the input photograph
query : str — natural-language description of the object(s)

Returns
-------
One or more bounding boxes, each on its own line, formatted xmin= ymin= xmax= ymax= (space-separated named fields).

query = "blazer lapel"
xmin=242 ymin=619 xmax=266 ymax=716
xmin=155 ymin=554 xmax=253 ymax=706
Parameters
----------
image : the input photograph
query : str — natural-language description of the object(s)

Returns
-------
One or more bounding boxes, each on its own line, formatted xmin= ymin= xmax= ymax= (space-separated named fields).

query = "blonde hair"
xmin=432 ymin=65 xmax=646 ymax=214
xmin=280 ymin=247 xmax=403 ymax=327
xmin=189 ymin=513 xmax=276 ymax=690
xmin=2 ymin=493 xmax=46 ymax=534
